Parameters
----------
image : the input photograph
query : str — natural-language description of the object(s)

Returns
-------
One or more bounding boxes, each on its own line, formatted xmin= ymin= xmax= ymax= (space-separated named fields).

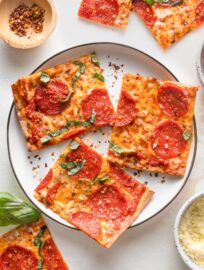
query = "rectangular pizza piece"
xmin=78 ymin=0 xmax=132 ymax=29
xmin=12 ymin=53 xmax=115 ymax=151
xmin=0 ymin=218 xmax=68 ymax=270
xmin=34 ymin=138 xmax=153 ymax=248
xmin=108 ymin=74 xmax=198 ymax=176
xmin=133 ymin=0 xmax=204 ymax=48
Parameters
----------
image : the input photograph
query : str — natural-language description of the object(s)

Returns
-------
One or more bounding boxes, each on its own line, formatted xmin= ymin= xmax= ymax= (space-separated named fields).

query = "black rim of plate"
xmin=7 ymin=42 xmax=197 ymax=231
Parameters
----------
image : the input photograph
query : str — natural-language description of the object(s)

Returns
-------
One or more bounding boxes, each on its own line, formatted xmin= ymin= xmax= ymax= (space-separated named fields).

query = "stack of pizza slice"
xmin=78 ymin=0 xmax=204 ymax=48
xmin=11 ymin=52 xmax=198 ymax=247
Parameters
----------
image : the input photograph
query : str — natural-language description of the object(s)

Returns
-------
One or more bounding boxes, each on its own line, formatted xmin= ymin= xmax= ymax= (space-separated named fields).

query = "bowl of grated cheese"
xmin=174 ymin=192 xmax=204 ymax=270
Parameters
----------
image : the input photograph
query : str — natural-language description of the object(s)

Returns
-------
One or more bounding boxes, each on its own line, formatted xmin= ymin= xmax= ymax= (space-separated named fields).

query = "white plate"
xmin=7 ymin=42 xmax=197 ymax=229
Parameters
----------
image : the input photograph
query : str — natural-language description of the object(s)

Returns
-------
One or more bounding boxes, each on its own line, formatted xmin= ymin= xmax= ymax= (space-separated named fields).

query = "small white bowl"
xmin=174 ymin=192 xmax=204 ymax=270
xmin=197 ymin=43 xmax=204 ymax=86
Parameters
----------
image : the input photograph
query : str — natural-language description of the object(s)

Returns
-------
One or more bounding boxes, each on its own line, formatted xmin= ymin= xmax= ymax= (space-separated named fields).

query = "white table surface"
xmin=0 ymin=1 xmax=204 ymax=269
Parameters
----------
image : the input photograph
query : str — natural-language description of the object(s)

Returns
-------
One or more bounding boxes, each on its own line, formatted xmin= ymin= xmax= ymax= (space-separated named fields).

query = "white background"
xmin=0 ymin=1 xmax=204 ymax=269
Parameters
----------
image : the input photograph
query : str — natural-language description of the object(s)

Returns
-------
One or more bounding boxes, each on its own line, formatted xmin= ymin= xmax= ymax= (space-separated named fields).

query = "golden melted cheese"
xmin=108 ymin=74 xmax=198 ymax=176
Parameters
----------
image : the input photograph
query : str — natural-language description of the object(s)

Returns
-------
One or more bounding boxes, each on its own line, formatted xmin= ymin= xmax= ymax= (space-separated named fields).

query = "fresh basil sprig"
xmin=40 ymin=111 xmax=96 ymax=144
xmin=92 ymin=73 xmax=105 ymax=82
xmin=0 ymin=193 xmax=41 ymax=226
xmin=91 ymin=53 xmax=100 ymax=67
xmin=60 ymin=160 xmax=86 ymax=176
xmin=72 ymin=61 xmax=86 ymax=87
xmin=34 ymin=225 xmax=47 ymax=270
xmin=40 ymin=72 xmax=50 ymax=84
xmin=144 ymin=0 xmax=183 ymax=6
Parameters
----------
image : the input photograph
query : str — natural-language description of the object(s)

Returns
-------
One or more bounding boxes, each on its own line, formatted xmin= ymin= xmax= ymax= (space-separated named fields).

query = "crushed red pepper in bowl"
xmin=9 ymin=3 xmax=45 ymax=37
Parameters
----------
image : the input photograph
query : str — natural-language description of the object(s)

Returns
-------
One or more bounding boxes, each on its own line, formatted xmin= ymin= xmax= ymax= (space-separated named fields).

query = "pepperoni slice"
xmin=115 ymin=90 xmax=136 ymax=127
xmin=195 ymin=0 xmax=204 ymax=24
xmin=82 ymin=88 xmax=115 ymax=127
xmin=0 ymin=245 xmax=38 ymax=270
xmin=158 ymin=83 xmax=189 ymax=117
xmin=61 ymin=127 xmax=87 ymax=140
xmin=133 ymin=0 xmax=156 ymax=28
xmin=78 ymin=0 xmax=119 ymax=25
xmin=35 ymin=169 xmax=53 ymax=192
xmin=88 ymin=185 xmax=128 ymax=221
xmin=35 ymin=79 xmax=70 ymax=115
xmin=152 ymin=120 xmax=187 ymax=159
xmin=46 ymin=183 xmax=61 ymax=205
xmin=71 ymin=211 xmax=101 ymax=240
xmin=42 ymin=239 xmax=68 ymax=270
xmin=66 ymin=141 xmax=102 ymax=180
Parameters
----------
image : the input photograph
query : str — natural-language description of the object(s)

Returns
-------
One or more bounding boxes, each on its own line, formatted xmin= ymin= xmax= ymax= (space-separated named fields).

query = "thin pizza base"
xmin=133 ymin=0 xmax=204 ymax=48
xmin=12 ymin=53 xmax=114 ymax=151
xmin=0 ymin=218 xmax=68 ymax=270
xmin=78 ymin=0 xmax=132 ymax=29
xmin=34 ymin=138 xmax=153 ymax=248
xmin=108 ymin=74 xmax=198 ymax=176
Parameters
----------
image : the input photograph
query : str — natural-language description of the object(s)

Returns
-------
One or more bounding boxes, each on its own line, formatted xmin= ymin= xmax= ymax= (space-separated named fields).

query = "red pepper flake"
xmin=9 ymin=3 xmax=45 ymax=37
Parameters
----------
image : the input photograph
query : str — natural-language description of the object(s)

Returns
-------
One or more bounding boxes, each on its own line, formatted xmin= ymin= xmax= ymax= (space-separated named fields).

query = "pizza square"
xmin=0 ymin=218 xmax=68 ymax=270
xmin=34 ymin=138 xmax=153 ymax=248
xmin=108 ymin=74 xmax=198 ymax=176
xmin=78 ymin=0 xmax=132 ymax=29
xmin=133 ymin=0 xmax=204 ymax=48
xmin=12 ymin=53 xmax=115 ymax=151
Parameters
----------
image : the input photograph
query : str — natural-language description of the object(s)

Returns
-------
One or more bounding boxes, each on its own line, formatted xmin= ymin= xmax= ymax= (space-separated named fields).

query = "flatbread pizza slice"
xmin=108 ymin=74 xmax=198 ymax=176
xmin=133 ymin=0 xmax=204 ymax=48
xmin=12 ymin=53 xmax=115 ymax=151
xmin=0 ymin=217 xmax=68 ymax=270
xmin=34 ymin=138 xmax=153 ymax=248
xmin=78 ymin=0 xmax=132 ymax=29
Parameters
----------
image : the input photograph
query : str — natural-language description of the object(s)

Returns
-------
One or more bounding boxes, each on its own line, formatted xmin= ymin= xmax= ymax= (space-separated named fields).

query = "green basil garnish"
xmin=183 ymin=130 xmax=191 ymax=141
xmin=68 ymin=159 xmax=86 ymax=176
xmin=38 ymin=260 xmax=43 ymax=270
xmin=34 ymin=225 xmax=47 ymax=246
xmin=40 ymin=111 xmax=96 ymax=144
xmin=92 ymin=73 xmax=105 ymax=82
xmin=90 ymin=175 xmax=110 ymax=186
xmin=70 ymin=140 xmax=80 ymax=150
xmin=40 ymin=72 xmax=50 ymax=84
xmin=72 ymin=61 xmax=85 ymax=87
xmin=144 ymin=0 xmax=183 ymax=6
xmin=109 ymin=142 xmax=128 ymax=154
xmin=0 ymin=193 xmax=40 ymax=226
xmin=60 ymin=162 xmax=78 ymax=170
xmin=91 ymin=53 xmax=100 ymax=67
xmin=61 ymin=90 xmax=73 ymax=103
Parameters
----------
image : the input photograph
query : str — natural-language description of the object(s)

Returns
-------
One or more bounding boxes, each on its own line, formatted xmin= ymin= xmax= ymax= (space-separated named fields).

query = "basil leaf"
xmin=40 ymin=72 xmax=50 ymax=84
xmin=38 ymin=260 xmax=43 ymax=270
xmin=0 ymin=193 xmax=41 ymax=226
xmin=68 ymin=159 xmax=86 ymax=176
xmin=72 ymin=61 xmax=86 ymax=87
xmin=61 ymin=90 xmax=73 ymax=103
xmin=40 ymin=127 xmax=68 ymax=144
xmin=183 ymin=130 xmax=191 ymax=141
xmin=91 ymin=53 xmax=100 ymax=67
xmin=109 ymin=142 xmax=127 ymax=154
xmin=66 ymin=120 xmax=90 ymax=128
xmin=70 ymin=140 xmax=80 ymax=150
xmin=92 ymin=73 xmax=105 ymax=82
xmin=60 ymin=162 xmax=77 ymax=170
xmin=38 ymin=240 xmax=45 ymax=257
xmin=34 ymin=225 xmax=47 ymax=246
xmin=90 ymin=175 xmax=109 ymax=186
xmin=89 ymin=110 xmax=96 ymax=124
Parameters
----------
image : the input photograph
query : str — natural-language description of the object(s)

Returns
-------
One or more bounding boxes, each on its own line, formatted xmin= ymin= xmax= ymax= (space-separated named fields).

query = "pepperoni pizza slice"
xmin=133 ymin=0 xmax=204 ymax=48
xmin=0 ymin=218 xmax=68 ymax=270
xmin=78 ymin=0 xmax=132 ymax=29
xmin=34 ymin=138 xmax=153 ymax=248
xmin=12 ymin=53 xmax=115 ymax=151
xmin=108 ymin=74 xmax=198 ymax=176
